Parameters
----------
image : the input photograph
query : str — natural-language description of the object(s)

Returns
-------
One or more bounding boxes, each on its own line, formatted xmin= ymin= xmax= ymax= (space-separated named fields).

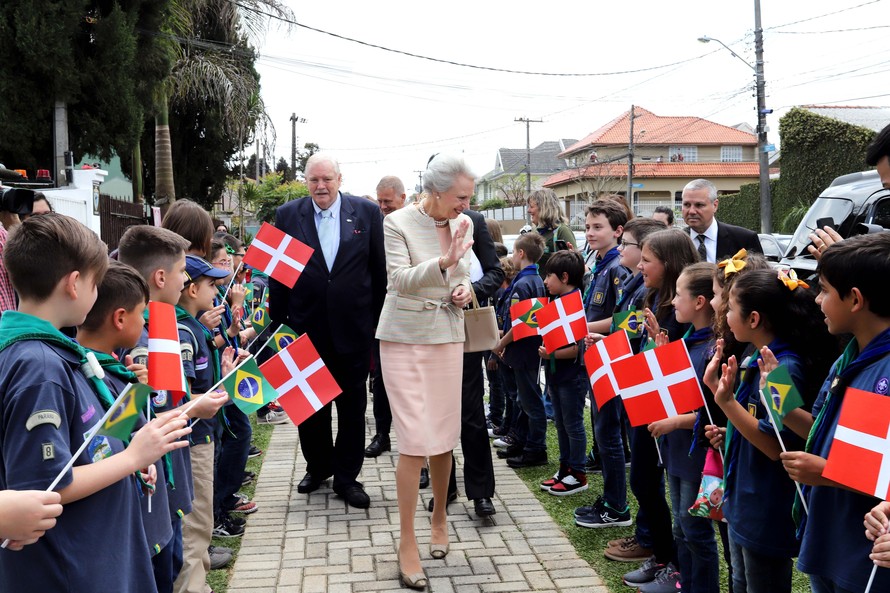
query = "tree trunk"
xmin=155 ymin=98 xmax=175 ymax=203
xmin=132 ymin=142 xmax=143 ymax=204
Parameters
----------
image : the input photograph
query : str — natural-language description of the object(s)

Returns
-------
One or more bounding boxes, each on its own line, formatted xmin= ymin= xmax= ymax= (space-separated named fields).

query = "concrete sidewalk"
xmin=228 ymin=410 xmax=608 ymax=593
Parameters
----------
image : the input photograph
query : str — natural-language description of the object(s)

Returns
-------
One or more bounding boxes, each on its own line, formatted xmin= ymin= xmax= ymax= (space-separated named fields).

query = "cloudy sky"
xmin=251 ymin=0 xmax=889 ymax=195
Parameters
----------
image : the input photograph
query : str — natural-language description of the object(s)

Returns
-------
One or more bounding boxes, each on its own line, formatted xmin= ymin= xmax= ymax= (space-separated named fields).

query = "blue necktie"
xmin=319 ymin=210 xmax=336 ymax=271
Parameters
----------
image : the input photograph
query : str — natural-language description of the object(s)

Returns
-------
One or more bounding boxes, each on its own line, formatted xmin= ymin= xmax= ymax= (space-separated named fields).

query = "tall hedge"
xmin=718 ymin=108 xmax=875 ymax=233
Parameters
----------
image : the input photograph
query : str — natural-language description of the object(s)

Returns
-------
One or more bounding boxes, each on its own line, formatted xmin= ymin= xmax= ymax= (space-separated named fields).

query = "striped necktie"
xmin=696 ymin=235 xmax=708 ymax=262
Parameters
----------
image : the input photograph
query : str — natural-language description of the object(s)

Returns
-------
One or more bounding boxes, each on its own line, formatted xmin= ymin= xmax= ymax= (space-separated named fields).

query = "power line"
xmin=777 ymin=25 xmax=890 ymax=34
xmin=228 ymin=0 xmax=718 ymax=77
xmin=767 ymin=0 xmax=884 ymax=30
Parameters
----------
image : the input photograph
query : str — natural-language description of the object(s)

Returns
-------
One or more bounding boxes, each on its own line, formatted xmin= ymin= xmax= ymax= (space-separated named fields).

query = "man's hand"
xmin=807 ymin=226 xmax=843 ymax=259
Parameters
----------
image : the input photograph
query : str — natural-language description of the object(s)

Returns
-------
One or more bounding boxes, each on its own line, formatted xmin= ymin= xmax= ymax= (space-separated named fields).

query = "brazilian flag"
xmin=761 ymin=364 xmax=804 ymax=431
xmin=222 ymin=357 xmax=278 ymax=414
xmin=270 ymin=324 xmax=299 ymax=353
xmin=518 ymin=298 xmax=546 ymax=328
xmin=251 ymin=288 xmax=269 ymax=331
xmin=613 ymin=308 xmax=643 ymax=336
xmin=99 ymin=383 xmax=151 ymax=441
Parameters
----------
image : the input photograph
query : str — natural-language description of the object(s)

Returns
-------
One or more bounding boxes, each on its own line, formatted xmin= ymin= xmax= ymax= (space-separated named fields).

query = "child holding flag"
xmin=492 ymin=232 xmax=548 ymax=468
xmin=705 ymin=268 xmax=836 ymax=593
xmin=119 ymin=225 xmax=230 ymax=593
xmin=781 ymin=233 xmax=890 ymax=593
xmin=647 ymin=262 xmax=720 ymax=593
xmin=537 ymin=251 xmax=589 ymax=495
xmin=620 ymin=228 xmax=697 ymax=591
xmin=78 ymin=260 xmax=180 ymax=571
xmin=0 ymin=214 xmax=191 ymax=592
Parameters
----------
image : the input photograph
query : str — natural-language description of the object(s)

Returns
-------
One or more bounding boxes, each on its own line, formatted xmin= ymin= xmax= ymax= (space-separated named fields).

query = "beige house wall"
xmin=570 ymin=144 xmax=757 ymax=164
xmin=549 ymin=175 xmax=759 ymax=203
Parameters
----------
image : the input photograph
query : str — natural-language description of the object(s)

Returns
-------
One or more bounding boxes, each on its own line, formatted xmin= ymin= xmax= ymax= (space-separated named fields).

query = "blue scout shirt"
xmin=583 ymin=247 xmax=630 ymax=323
xmin=101 ymin=367 xmax=174 ymax=557
xmin=503 ymin=265 xmax=546 ymax=370
xmin=0 ymin=317 xmax=156 ymax=592
xmin=723 ymin=341 xmax=804 ymax=558
xmin=128 ymin=325 xmax=195 ymax=519
xmin=797 ymin=330 xmax=890 ymax=592
xmin=662 ymin=326 xmax=713 ymax=482
xmin=177 ymin=313 xmax=219 ymax=445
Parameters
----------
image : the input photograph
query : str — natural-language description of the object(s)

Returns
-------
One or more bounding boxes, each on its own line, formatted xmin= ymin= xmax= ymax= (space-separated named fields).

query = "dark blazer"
xmin=269 ymin=194 xmax=386 ymax=355
xmin=464 ymin=209 xmax=504 ymax=303
xmin=714 ymin=220 xmax=763 ymax=262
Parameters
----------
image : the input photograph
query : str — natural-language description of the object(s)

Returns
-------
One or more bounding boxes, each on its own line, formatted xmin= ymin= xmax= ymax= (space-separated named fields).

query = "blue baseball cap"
xmin=185 ymin=255 xmax=230 ymax=284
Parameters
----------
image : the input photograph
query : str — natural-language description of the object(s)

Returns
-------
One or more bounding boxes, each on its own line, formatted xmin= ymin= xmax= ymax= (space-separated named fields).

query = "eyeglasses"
xmin=620 ymin=240 xmax=640 ymax=249
xmin=211 ymin=259 xmax=232 ymax=267
xmin=234 ymin=253 xmax=246 ymax=258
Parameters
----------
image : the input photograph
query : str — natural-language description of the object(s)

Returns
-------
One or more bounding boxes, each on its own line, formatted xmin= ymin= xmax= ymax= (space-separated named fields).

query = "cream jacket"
xmin=375 ymin=205 xmax=473 ymax=345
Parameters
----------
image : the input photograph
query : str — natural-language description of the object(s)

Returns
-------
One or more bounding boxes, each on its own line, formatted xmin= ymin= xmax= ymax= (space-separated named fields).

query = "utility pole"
xmin=413 ymin=170 xmax=424 ymax=195
xmin=515 ymin=117 xmax=542 ymax=199
xmin=289 ymin=113 xmax=306 ymax=180
xmin=255 ymin=135 xmax=260 ymax=182
xmin=754 ymin=0 xmax=772 ymax=233
xmin=626 ymin=105 xmax=636 ymax=214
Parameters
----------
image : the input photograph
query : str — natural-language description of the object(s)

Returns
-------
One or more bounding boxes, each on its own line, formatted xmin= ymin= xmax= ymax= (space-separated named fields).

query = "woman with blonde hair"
xmin=526 ymin=189 xmax=574 ymax=276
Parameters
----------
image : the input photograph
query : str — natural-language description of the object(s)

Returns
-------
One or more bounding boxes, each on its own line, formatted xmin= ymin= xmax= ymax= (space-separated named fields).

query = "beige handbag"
xmin=463 ymin=286 xmax=499 ymax=353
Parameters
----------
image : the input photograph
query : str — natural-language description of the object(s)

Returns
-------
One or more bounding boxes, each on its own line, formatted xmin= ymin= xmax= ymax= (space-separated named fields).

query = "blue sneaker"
xmin=575 ymin=498 xmax=631 ymax=529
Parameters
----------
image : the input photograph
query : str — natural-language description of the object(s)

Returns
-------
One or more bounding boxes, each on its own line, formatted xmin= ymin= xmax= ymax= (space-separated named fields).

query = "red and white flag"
xmin=613 ymin=339 xmax=705 ymax=427
xmin=823 ymin=387 xmax=890 ymax=500
xmin=536 ymin=291 xmax=587 ymax=354
xmin=259 ymin=334 xmax=341 ymax=426
xmin=147 ymin=301 xmax=188 ymax=404
xmin=509 ymin=297 xmax=548 ymax=341
xmin=584 ymin=330 xmax=634 ymax=409
xmin=243 ymin=222 xmax=314 ymax=289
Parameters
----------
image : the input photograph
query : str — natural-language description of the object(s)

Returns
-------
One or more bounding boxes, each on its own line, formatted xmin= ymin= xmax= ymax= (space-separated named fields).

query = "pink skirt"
xmin=379 ymin=341 xmax=463 ymax=456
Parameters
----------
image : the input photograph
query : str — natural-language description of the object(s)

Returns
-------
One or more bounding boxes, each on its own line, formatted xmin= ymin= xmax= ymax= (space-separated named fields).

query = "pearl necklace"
xmin=417 ymin=199 xmax=448 ymax=227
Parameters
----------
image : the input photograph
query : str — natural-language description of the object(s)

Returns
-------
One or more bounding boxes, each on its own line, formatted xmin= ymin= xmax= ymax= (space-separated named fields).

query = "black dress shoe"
xmin=419 ymin=467 xmax=430 ymax=489
xmin=506 ymin=451 xmax=548 ymax=468
xmin=496 ymin=444 xmax=523 ymax=459
xmin=473 ymin=497 xmax=496 ymax=517
xmin=427 ymin=489 xmax=458 ymax=512
xmin=364 ymin=433 xmax=391 ymax=458
xmin=297 ymin=472 xmax=326 ymax=494
xmin=335 ymin=485 xmax=371 ymax=509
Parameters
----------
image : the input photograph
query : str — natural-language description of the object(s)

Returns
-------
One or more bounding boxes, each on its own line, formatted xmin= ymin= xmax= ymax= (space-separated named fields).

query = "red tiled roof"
xmin=559 ymin=107 xmax=757 ymax=157
xmin=541 ymin=162 xmax=762 ymax=188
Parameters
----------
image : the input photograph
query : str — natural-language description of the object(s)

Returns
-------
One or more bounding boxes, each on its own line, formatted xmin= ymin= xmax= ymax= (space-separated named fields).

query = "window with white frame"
xmin=721 ymin=146 xmax=743 ymax=162
xmin=669 ymin=146 xmax=698 ymax=162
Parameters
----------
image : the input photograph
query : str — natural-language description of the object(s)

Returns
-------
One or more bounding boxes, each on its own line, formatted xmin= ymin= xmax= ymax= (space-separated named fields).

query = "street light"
xmin=699 ymin=5 xmax=772 ymax=233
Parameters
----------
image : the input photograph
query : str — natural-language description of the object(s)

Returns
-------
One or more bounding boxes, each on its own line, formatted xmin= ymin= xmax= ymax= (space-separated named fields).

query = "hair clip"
xmin=224 ymin=245 xmax=235 ymax=255
xmin=718 ymin=249 xmax=748 ymax=277
xmin=778 ymin=268 xmax=809 ymax=291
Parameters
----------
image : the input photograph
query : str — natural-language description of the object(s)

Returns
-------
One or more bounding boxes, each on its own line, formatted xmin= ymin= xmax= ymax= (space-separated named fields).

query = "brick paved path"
xmin=228 ymin=410 xmax=608 ymax=593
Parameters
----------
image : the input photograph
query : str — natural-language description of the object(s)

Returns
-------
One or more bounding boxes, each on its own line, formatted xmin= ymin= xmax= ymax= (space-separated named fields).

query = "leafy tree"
xmin=244 ymin=173 xmax=309 ymax=224
xmin=296 ymin=142 xmax=320 ymax=175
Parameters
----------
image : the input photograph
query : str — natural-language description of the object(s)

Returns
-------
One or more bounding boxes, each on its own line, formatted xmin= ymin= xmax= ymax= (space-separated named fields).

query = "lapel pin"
xmin=346 ymin=218 xmax=353 ymax=223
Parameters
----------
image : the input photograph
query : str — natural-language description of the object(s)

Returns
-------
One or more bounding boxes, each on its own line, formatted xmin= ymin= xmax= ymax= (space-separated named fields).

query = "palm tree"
xmin=152 ymin=0 xmax=291 ymax=203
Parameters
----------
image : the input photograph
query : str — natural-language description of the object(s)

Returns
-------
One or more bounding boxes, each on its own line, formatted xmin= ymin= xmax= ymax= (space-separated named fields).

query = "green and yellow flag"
xmin=761 ymin=364 xmax=804 ymax=431
xmin=613 ymin=308 xmax=644 ymax=336
xmin=270 ymin=325 xmax=299 ymax=353
xmin=222 ymin=357 xmax=278 ymax=414
xmin=99 ymin=383 xmax=151 ymax=441
xmin=251 ymin=288 xmax=269 ymax=331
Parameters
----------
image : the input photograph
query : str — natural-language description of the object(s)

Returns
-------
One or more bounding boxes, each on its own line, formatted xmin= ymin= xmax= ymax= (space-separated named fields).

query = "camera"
xmin=0 ymin=187 xmax=35 ymax=216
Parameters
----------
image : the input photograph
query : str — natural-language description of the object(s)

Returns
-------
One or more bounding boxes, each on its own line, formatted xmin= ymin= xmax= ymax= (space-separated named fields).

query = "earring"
xmin=436 ymin=194 xmax=441 ymax=200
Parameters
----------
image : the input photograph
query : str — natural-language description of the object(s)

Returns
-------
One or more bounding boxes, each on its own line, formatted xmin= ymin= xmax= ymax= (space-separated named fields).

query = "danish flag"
xmin=536 ymin=291 xmax=587 ymax=354
xmin=243 ymin=222 xmax=314 ymax=289
xmin=612 ymin=339 xmax=705 ymax=427
xmin=823 ymin=387 xmax=890 ymax=500
xmin=509 ymin=298 xmax=548 ymax=341
xmin=147 ymin=301 xmax=188 ymax=404
xmin=259 ymin=334 xmax=341 ymax=426
xmin=584 ymin=330 xmax=634 ymax=409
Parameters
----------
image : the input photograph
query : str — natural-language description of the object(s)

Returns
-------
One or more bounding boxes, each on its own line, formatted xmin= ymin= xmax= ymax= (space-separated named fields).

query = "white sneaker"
xmin=257 ymin=409 xmax=289 ymax=425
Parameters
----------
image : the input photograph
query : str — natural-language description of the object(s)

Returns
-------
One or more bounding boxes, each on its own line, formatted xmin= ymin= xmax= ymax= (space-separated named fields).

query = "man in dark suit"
xmin=428 ymin=208 xmax=504 ymax=518
xmin=269 ymin=153 xmax=386 ymax=509
xmin=681 ymin=178 xmax=762 ymax=263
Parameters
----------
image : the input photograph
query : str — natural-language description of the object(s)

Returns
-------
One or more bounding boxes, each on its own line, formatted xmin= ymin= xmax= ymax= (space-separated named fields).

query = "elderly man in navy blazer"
xmin=681 ymin=178 xmax=762 ymax=263
xmin=269 ymin=153 xmax=386 ymax=509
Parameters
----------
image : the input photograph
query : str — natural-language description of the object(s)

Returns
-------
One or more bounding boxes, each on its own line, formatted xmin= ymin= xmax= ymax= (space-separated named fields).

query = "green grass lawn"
xmin=509 ymin=406 xmax=811 ymax=592
xmin=206 ymin=417 xmax=274 ymax=593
